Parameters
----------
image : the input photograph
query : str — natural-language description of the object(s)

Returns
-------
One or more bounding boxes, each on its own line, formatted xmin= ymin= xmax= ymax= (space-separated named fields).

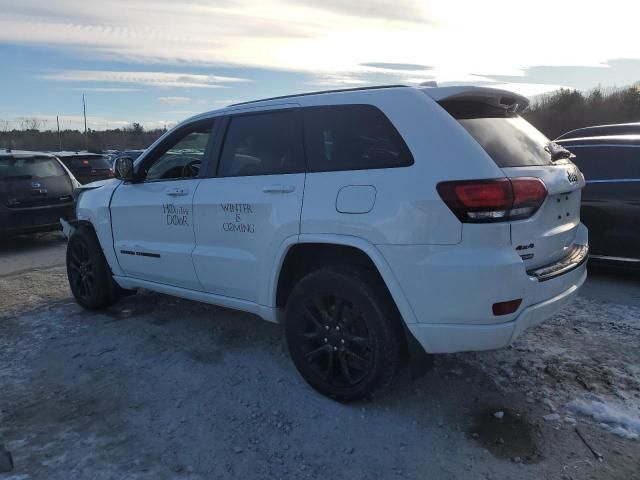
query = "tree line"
xmin=2 ymin=84 xmax=640 ymax=152
xmin=0 ymin=122 xmax=166 ymax=152
xmin=523 ymin=84 xmax=640 ymax=139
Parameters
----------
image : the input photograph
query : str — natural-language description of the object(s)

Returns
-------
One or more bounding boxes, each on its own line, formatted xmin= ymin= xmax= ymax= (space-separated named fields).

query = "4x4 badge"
xmin=567 ymin=168 xmax=579 ymax=184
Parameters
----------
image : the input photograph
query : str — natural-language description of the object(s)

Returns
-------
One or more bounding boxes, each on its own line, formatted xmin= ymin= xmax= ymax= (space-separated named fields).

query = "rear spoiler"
xmin=420 ymin=86 xmax=529 ymax=113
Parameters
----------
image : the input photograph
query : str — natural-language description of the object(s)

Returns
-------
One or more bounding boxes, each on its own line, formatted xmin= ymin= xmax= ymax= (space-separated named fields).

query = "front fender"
xmin=75 ymin=179 xmax=124 ymax=277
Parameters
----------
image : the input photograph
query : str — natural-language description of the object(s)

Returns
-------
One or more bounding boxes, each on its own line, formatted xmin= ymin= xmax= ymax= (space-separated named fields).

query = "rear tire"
xmin=285 ymin=265 xmax=405 ymax=402
xmin=66 ymin=226 xmax=120 ymax=310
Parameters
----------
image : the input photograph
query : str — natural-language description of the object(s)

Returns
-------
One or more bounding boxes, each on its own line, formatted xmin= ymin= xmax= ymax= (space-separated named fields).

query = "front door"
xmin=110 ymin=119 xmax=215 ymax=290
xmin=192 ymin=109 xmax=305 ymax=303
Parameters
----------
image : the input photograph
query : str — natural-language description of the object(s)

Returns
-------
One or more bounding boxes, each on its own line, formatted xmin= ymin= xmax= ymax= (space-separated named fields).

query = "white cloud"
xmin=68 ymin=87 xmax=140 ymax=92
xmin=158 ymin=96 xmax=191 ymax=105
xmin=0 ymin=0 xmax=637 ymax=78
xmin=44 ymin=70 xmax=248 ymax=89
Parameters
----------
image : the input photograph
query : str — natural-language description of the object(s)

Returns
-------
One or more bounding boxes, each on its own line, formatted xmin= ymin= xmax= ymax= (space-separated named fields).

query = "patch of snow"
xmin=543 ymin=398 xmax=556 ymax=412
xmin=493 ymin=411 xmax=504 ymax=419
xmin=567 ymin=398 xmax=640 ymax=440
xmin=543 ymin=413 xmax=561 ymax=422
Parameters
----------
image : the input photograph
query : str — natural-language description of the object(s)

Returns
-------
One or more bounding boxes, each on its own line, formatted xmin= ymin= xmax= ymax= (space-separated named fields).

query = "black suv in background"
xmin=53 ymin=151 xmax=113 ymax=184
xmin=556 ymin=131 xmax=640 ymax=267
xmin=0 ymin=150 xmax=77 ymax=236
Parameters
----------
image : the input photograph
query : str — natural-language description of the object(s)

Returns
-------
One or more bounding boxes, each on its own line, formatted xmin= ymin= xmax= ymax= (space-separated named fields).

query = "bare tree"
xmin=20 ymin=117 xmax=42 ymax=131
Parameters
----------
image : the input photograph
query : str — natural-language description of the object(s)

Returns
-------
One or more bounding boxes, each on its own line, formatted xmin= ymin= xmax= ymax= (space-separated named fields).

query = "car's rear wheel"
xmin=66 ymin=226 xmax=120 ymax=310
xmin=285 ymin=266 xmax=405 ymax=402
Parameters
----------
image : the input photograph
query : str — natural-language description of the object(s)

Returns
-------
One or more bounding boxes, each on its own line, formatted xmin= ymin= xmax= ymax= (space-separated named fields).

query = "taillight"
xmin=437 ymin=177 xmax=547 ymax=223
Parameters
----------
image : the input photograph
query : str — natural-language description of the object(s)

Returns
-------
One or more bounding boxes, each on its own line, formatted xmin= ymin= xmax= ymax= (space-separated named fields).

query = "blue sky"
xmin=1 ymin=0 xmax=639 ymax=131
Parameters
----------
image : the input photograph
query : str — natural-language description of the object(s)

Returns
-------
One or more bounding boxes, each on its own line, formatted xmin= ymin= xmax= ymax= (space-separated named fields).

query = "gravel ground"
xmin=1 ymin=237 xmax=639 ymax=479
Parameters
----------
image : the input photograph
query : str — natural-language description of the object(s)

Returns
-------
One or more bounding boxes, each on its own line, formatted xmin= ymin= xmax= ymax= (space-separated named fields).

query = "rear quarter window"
xmin=302 ymin=104 xmax=413 ymax=172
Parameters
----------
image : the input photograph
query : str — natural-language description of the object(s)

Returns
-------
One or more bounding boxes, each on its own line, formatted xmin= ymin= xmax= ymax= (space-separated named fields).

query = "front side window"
xmin=142 ymin=121 xmax=214 ymax=182
xmin=218 ymin=110 xmax=304 ymax=177
xmin=303 ymin=105 xmax=413 ymax=172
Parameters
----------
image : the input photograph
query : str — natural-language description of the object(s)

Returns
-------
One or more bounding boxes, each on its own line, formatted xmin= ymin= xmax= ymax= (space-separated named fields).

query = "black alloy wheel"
xmin=67 ymin=236 xmax=96 ymax=302
xmin=66 ymin=226 xmax=120 ymax=310
xmin=285 ymin=266 xmax=405 ymax=401
xmin=295 ymin=295 xmax=373 ymax=387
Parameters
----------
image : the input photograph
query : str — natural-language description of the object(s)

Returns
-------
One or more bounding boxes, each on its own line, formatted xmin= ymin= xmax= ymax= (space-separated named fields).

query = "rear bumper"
xmin=406 ymin=266 xmax=586 ymax=353
xmin=0 ymin=203 xmax=76 ymax=235
xmin=378 ymin=222 xmax=589 ymax=353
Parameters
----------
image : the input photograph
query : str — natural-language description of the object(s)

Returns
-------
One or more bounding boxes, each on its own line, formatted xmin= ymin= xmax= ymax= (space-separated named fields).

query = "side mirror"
xmin=114 ymin=157 xmax=134 ymax=181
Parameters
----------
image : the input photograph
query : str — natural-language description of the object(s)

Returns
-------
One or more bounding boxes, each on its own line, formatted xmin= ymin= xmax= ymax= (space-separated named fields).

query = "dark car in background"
xmin=0 ymin=150 xmax=77 ymax=236
xmin=111 ymin=149 xmax=145 ymax=167
xmin=53 ymin=151 xmax=113 ymax=184
xmin=556 ymin=131 xmax=640 ymax=267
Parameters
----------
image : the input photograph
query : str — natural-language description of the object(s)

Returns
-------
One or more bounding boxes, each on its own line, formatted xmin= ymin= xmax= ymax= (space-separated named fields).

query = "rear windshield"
xmin=441 ymin=100 xmax=554 ymax=168
xmin=0 ymin=156 xmax=66 ymax=179
xmin=68 ymin=156 xmax=112 ymax=169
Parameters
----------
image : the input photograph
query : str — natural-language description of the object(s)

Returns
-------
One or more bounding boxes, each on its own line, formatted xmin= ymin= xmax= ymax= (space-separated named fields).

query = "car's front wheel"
xmin=285 ymin=266 xmax=405 ymax=401
xmin=66 ymin=226 xmax=120 ymax=310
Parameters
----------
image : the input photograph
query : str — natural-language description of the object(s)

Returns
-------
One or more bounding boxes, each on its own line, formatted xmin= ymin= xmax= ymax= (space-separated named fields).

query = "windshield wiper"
xmin=545 ymin=142 xmax=575 ymax=162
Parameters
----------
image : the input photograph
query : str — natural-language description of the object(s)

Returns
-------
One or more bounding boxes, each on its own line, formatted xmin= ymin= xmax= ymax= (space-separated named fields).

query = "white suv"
xmin=64 ymin=85 xmax=588 ymax=401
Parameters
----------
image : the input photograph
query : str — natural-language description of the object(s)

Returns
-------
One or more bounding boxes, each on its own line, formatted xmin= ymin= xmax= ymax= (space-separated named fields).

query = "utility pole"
xmin=56 ymin=115 xmax=62 ymax=150
xmin=82 ymin=94 xmax=88 ymax=135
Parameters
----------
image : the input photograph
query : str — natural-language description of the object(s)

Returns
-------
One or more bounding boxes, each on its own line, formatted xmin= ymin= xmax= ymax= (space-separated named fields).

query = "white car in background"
xmin=63 ymin=85 xmax=588 ymax=401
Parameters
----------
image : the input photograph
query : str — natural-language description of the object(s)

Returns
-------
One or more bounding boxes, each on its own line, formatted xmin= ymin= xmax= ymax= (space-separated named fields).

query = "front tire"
xmin=285 ymin=266 xmax=405 ymax=402
xmin=66 ymin=226 xmax=119 ymax=310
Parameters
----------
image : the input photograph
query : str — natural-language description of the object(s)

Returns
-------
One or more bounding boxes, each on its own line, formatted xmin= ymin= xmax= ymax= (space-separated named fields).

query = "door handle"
xmin=262 ymin=185 xmax=295 ymax=194
xmin=166 ymin=187 xmax=189 ymax=196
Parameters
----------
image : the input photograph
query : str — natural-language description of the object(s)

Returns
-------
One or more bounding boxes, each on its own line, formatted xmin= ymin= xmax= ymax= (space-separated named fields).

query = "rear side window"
xmin=567 ymin=145 xmax=640 ymax=180
xmin=441 ymin=100 xmax=554 ymax=168
xmin=218 ymin=110 xmax=304 ymax=177
xmin=303 ymin=105 xmax=413 ymax=172
xmin=0 ymin=157 xmax=65 ymax=179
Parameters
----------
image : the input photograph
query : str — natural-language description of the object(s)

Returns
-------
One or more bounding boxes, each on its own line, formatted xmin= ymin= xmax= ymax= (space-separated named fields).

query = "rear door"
xmin=450 ymin=109 xmax=586 ymax=269
xmin=192 ymin=108 xmax=306 ymax=303
xmin=110 ymin=119 xmax=215 ymax=290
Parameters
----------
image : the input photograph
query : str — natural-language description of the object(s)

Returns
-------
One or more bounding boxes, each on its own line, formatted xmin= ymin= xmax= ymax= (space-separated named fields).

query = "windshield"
xmin=440 ymin=101 xmax=554 ymax=168
xmin=0 ymin=156 xmax=66 ymax=179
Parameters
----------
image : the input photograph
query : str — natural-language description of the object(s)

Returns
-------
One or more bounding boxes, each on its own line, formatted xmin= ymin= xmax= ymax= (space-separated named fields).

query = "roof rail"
xmin=228 ymin=84 xmax=409 ymax=107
